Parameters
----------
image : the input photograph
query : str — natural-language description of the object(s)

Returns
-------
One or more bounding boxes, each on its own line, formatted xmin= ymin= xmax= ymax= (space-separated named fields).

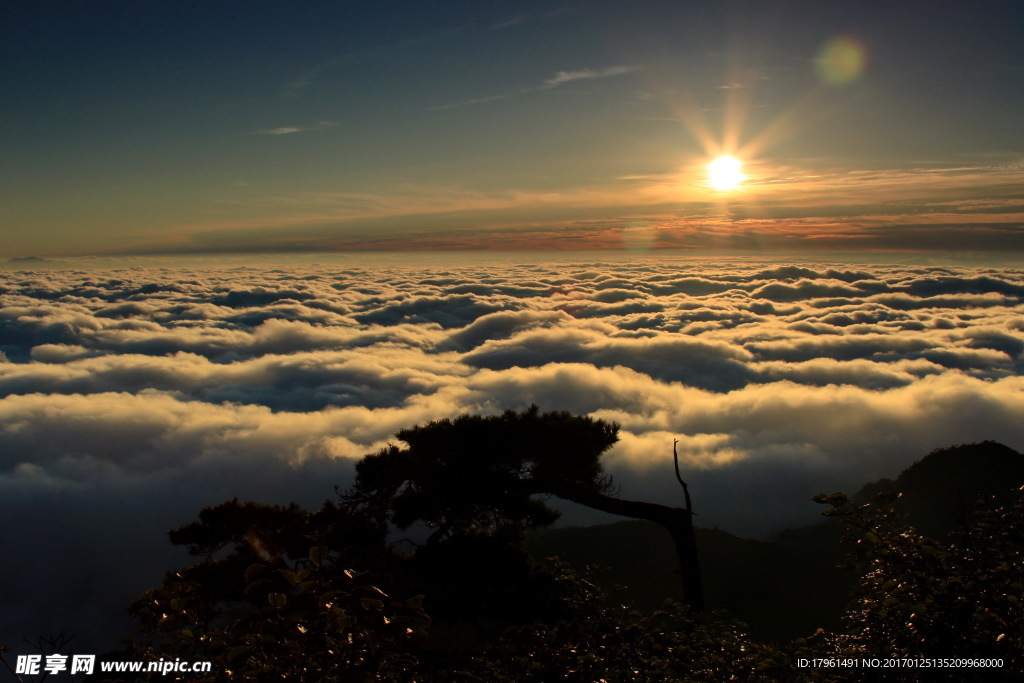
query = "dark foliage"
xmin=350 ymin=406 xmax=618 ymax=544
xmin=351 ymin=406 xmax=704 ymax=610
xmin=528 ymin=521 xmax=852 ymax=643
xmin=806 ymin=488 xmax=1024 ymax=680
xmin=78 ymin=427 xmax=1024 ymax=682
xmin=460 ymin=563 xmax=794 ymax=682
xmin=126 ymin=498 xmax=429 ymax=681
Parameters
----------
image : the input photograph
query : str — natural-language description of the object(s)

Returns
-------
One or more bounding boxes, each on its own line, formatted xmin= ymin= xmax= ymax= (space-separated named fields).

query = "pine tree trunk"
xmin=549 ymin=484 xmax=705 ymax=612
xmin=667 ymin=508 xmax=704 ymax=613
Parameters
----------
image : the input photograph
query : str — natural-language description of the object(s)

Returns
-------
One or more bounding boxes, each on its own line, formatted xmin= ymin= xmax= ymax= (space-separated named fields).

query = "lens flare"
xmin=817 ymin=36 xmax=867 ymax=86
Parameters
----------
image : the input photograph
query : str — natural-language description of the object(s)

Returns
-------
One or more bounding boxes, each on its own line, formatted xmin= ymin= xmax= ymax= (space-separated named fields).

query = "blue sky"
xmin=3 ymin=0 xmax=1023 ymax=256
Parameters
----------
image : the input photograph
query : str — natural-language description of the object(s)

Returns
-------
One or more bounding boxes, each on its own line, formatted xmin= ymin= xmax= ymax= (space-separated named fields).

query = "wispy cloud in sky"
xmin=542 ymin=65 xmax=635 ymax=89
xmin=430 ymin=64 xmax=637 ymax=110
xmin=492 ymin=16 xmax=526 ymax=30
xmin=255 ymin=121 xmax=338 ymax=135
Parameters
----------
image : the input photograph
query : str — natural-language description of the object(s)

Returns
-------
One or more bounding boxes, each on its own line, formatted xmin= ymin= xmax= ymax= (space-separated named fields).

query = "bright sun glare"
xmin=707 ymin=155 xmax=744 ymax=191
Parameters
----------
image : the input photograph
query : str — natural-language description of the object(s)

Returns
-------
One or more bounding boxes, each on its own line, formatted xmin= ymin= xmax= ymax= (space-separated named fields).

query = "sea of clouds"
xmin=2 ymin=252 xmax=1023 ymax=650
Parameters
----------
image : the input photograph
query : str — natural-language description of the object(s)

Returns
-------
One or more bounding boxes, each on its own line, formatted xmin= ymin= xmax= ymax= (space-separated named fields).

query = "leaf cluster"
xmin=351 ymin=407 xmax=619 ymax=543
xmin=809 ymin=488 xmax=1024 ymax=679
xmin=460 ymin=562 xmax=793 ymax=682
xmin=126 ymin=499 xmax=428 ymax=681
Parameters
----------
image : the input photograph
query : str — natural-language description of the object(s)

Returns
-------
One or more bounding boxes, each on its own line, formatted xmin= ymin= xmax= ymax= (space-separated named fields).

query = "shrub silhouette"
xmin=127 ymin=499 xmax=429 ymax=680
xmin=804 ymin=488 xmax=1024 ymax=679
xmin=115 ymin=416 xmax=1024 ymax=681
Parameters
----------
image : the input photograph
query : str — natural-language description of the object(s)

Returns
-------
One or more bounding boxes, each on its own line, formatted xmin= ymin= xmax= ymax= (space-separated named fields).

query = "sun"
xmin=707 ymin=155 xmax=744 ymax=191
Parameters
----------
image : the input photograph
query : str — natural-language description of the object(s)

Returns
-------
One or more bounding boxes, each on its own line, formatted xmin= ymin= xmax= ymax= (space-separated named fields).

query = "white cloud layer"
xmin=2 ymin=254 xmax=1023 ymax=649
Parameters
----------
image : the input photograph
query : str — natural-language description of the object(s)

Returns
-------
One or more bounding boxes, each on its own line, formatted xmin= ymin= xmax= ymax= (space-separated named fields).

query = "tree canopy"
xmin=350 ymin=406 xmax=704 ymax=611
xmin=349 ymin=406 xmax=619 ymax=544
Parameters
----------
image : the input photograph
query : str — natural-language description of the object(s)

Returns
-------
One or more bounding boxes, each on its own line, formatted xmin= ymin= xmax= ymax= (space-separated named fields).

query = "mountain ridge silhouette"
xmin=527 ymin=440 xmax=1024 ymax=641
